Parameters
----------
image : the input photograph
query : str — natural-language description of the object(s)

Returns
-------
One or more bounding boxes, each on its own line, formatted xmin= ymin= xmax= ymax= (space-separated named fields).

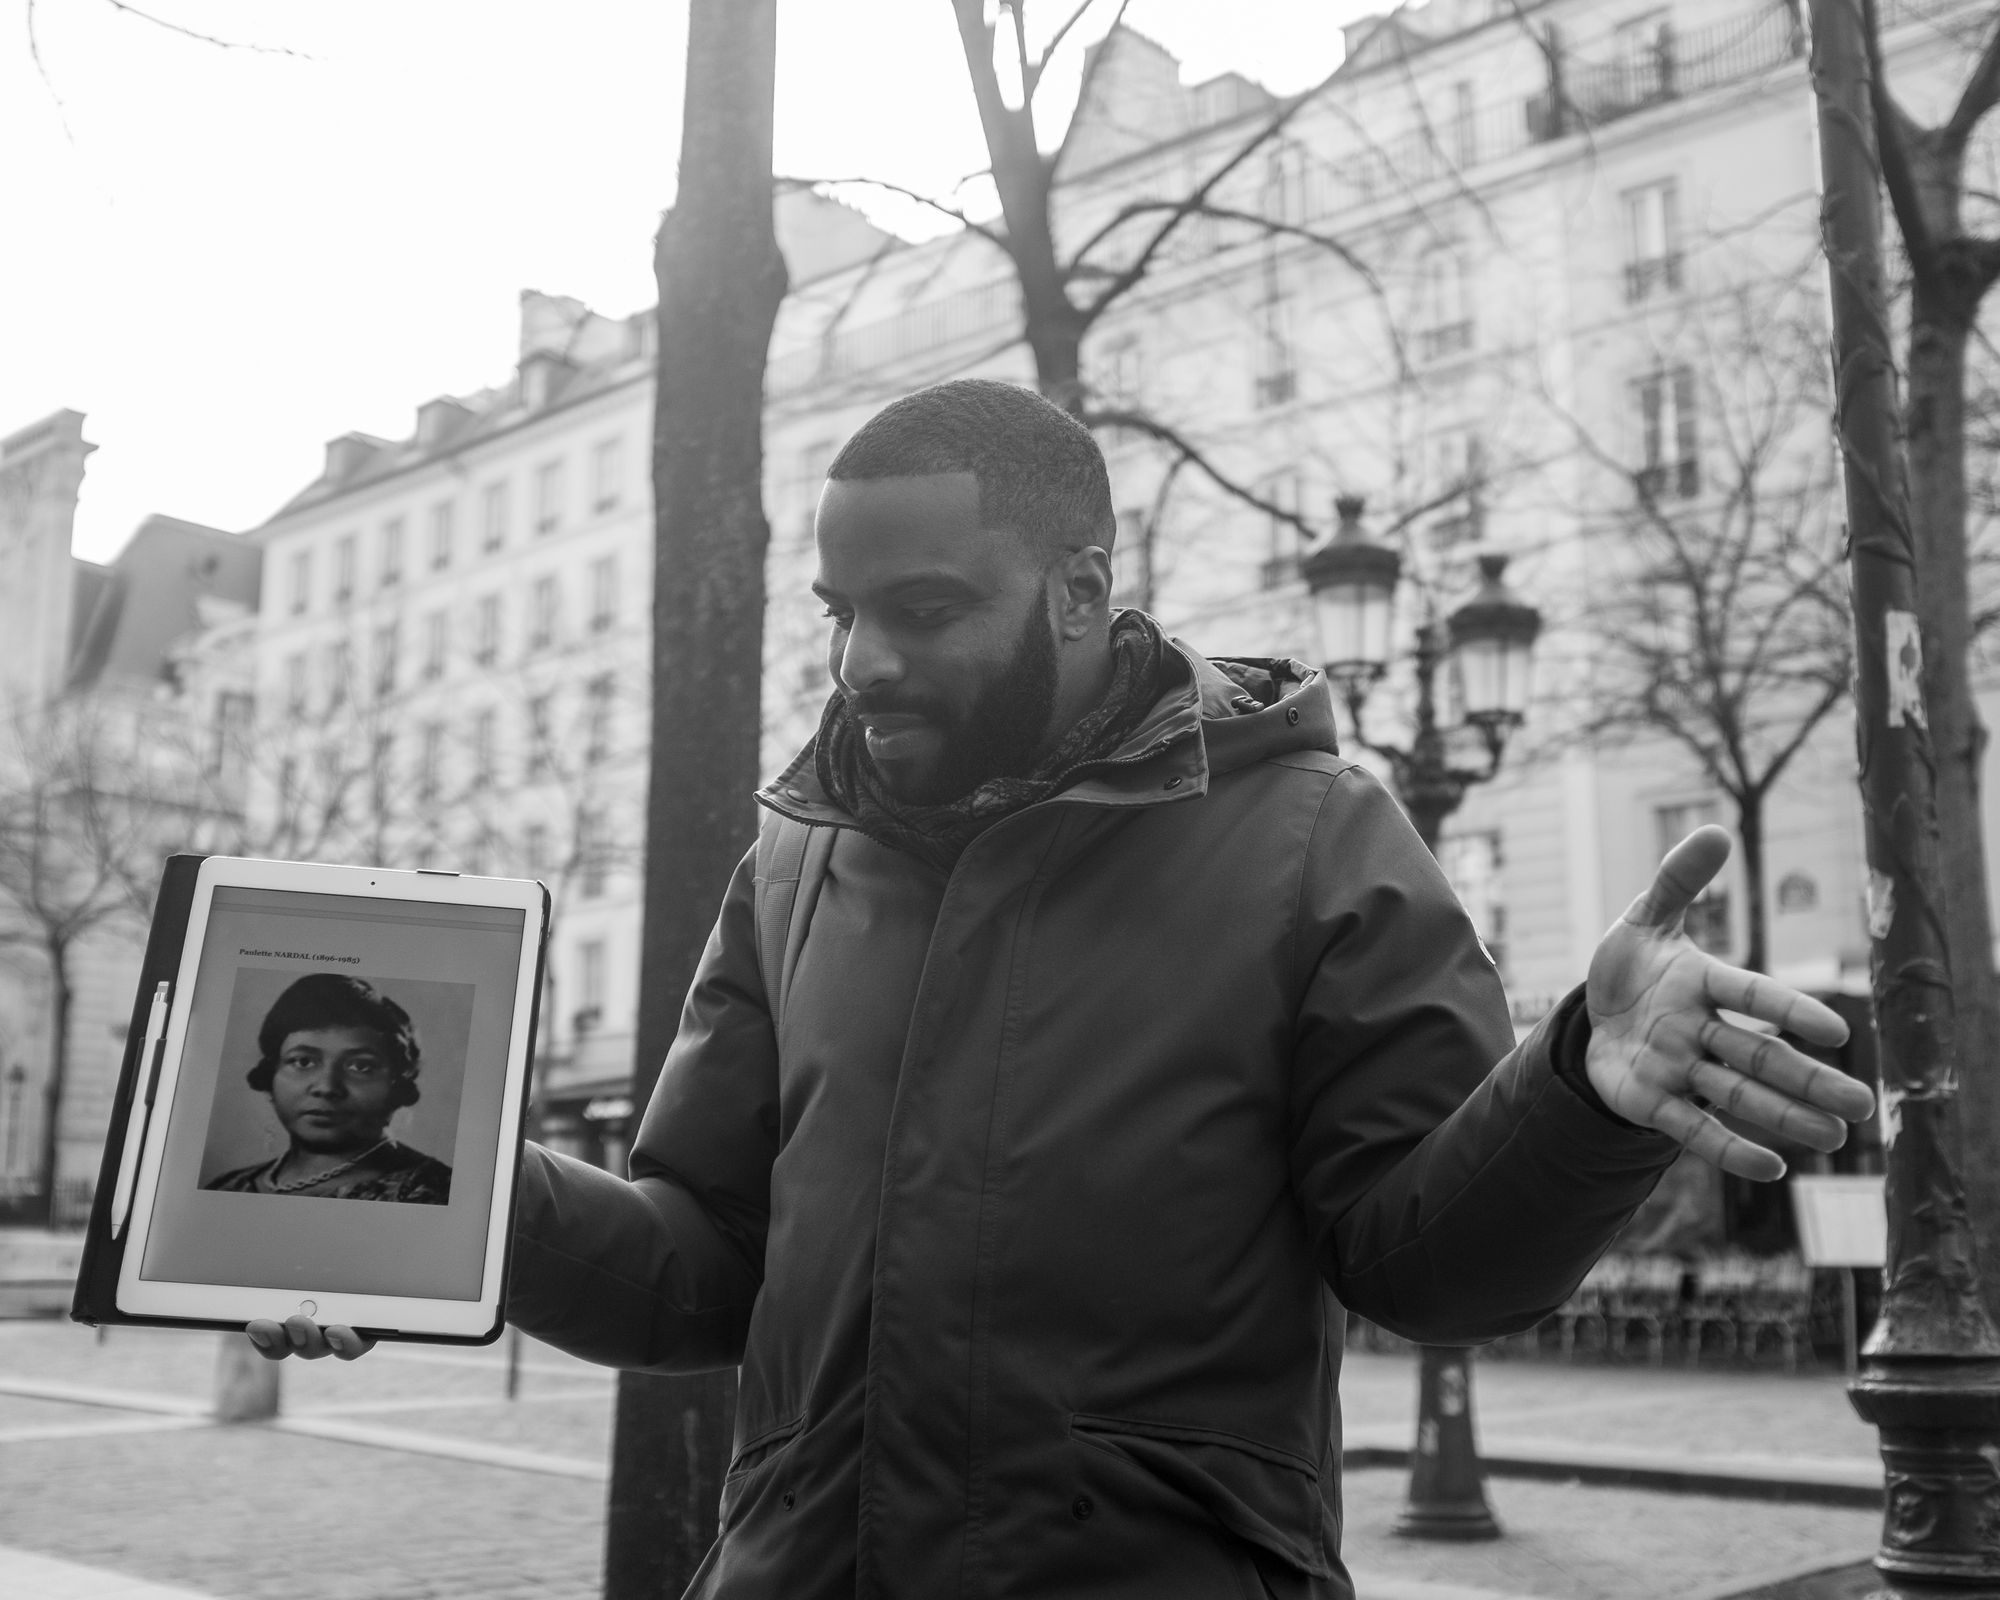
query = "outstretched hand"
xmin=1585 ymin=825 xmax=1875 ymax=1179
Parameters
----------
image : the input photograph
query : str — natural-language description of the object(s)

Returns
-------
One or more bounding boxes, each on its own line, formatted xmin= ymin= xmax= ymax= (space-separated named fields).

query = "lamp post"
xmin=1303 ymin=495 xmax=1543 ymax=1542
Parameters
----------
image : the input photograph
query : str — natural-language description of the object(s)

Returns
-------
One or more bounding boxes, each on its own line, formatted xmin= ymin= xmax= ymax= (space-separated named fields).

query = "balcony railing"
xmin=1625 ymin=252 xmax=1686 ymax=303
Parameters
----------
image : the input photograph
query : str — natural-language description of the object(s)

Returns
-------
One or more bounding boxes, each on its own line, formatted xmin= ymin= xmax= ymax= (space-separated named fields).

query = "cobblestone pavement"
xmin=0 ymin=1321 xmax=1882 ymax=1600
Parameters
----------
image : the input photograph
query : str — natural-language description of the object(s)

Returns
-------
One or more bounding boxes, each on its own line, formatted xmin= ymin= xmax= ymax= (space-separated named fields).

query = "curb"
xmin=1341 ymin=1442 xmax=1881 ymax=1508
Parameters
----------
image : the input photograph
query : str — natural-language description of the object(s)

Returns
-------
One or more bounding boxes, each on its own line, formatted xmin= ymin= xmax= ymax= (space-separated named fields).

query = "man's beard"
xmin=855 ymin=592 xmax=1059 ymax=807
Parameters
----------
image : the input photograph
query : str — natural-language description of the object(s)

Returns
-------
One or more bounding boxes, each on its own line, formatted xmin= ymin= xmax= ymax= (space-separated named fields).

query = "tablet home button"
xmin=298 ymin=1299 xmax=317 ymax=1318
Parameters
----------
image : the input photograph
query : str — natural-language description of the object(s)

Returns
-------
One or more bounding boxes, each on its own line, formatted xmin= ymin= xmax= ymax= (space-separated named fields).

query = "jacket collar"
xmin=755 ymin=639 xmax=1338 ymax=827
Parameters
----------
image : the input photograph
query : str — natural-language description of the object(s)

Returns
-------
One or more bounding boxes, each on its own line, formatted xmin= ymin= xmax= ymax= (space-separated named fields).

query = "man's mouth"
xmin=858 ymin=713 xmax=936 ymax=764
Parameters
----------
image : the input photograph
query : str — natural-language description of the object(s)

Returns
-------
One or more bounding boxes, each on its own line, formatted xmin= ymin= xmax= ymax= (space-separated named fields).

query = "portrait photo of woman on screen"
xmin=203 ymin=973 xmax=454 ymax=1204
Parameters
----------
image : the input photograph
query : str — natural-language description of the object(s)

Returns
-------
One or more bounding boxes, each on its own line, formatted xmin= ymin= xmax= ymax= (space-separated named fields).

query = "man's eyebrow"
xmin=811 ymin=571 xmax=983 ymax=603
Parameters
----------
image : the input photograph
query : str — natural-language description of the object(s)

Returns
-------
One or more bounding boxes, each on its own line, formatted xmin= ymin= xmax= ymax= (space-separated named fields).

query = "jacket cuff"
xmin=1546 ymin=984 xmax=1651 ymax=1133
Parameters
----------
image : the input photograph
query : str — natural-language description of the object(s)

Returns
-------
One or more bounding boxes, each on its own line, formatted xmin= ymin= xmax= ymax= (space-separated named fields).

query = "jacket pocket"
xmin=724 ymin=1413 xmax=804 ymax=1480
xmin=1069 ymin=1412 xmax=1330 ymax=1580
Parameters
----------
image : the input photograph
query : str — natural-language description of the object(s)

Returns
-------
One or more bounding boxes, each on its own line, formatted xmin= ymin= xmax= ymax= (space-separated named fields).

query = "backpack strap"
xmin=753 ymin=810 xmax=834 ymax=1028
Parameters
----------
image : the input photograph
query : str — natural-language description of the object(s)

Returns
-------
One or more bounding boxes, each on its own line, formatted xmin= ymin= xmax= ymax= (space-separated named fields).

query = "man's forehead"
xmin=814 ymin=471 xmax=1027 ymax=589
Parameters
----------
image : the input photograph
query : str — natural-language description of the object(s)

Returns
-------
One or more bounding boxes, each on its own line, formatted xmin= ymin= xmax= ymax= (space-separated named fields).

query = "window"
xmin=474 ymin=594 xmax=501 ymax=664
xmin=592 ymin=438 xmax=622 ymax=514
xmin=316 ymin=745 xmax=345 ymax=824
xmin=381 ymin=518 xmax=405 ymax=587
xmin=1656 ymin=800 xmax=1729 ymax=953
xmin=577 ymin=937 xmax=607 ymax=1030
xmin=482 ymin=482 xmax=509 ymax=552
xmin=288 ymin=549 xmax=313 ymax=614
xmin=325 ymin=640 xmax=352 ymax=708
xmin=1098 ymin=335 xmax=1144 ymax=404
xmin=1253 ymin=262 xmax=1297 ymax=407
xmin=1258 ymin=473 xmax=1303 ymax=589
xmin=1636 ymin=367 xmax=1700 ymax=498
xmin=1441 ymin=830 xmax=1507 ymax=974
xmin=524 ymin=822 xmax=551 ymax=876
xmin=1428 ymin=430 xmax=1485 ymax=548
xmin=368 ymin=732 xmax=394 ymax=819
xmin=418 ymin=721 xmax=446 ymax=802
xmin=1624 ymin=180 xmax=1683 ymax=301
xmin=525 ymin=693 xmax=553 ymax=779
xmin=585 ymin=674 xmax=614 ymax=765
xmin=372 ymin=621 xmax=399 ymax=698
xmin=278 ymin=756 xmax=298 ymax=808
xmin=423 ymin=610 xmax=448 ymax=680
xmin=429 ymin=500 xmax=454 ymax=570
xmin=590 ymin=555 xmax=618 ymax=632
xmin=285 ymin=652 xmax=309 ymax=713
xmin=579 ymin=806 xmax=607 ymax=899
xmin=1416 ymin=247 xmax=1473 ymax=360
xmin=529 ymin=575 xmax=560 ymax=651
xmin=1615 ymin=11 xmax=1674 ymax=106
xmin=208 ymin=690 xmax=253 ymax=776
xmin=333 ymin=534 xmax=357 ymax=603
xmin=1450 ymin=81 xmax=1477 ymax=167
xmin=536 ymin=460 xmax=565 ymax=536
xmin=471 ymin=707 xmax=497 ymax=784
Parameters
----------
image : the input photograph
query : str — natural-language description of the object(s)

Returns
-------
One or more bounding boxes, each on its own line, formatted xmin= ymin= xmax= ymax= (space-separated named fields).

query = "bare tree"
xmin=0 ymin=698 xmax=187 ymax=1219
xmin=1858 ymin=0 xmax=2000 ymax=1318
xmin=1555 ymin=277 xmax=1851 ymax=976
xmin=605 ymin=1 xmax=786 ymax=1596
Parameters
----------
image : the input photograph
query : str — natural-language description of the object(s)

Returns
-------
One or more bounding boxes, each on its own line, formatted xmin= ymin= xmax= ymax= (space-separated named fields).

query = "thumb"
xmin=1621 ymin=824 xmax=1731 ymax=931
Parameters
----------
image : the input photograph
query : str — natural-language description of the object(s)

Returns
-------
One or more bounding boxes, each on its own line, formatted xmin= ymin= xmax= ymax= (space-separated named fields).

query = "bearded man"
xmin=255 ymin=380 xmax=1872 ymax=1600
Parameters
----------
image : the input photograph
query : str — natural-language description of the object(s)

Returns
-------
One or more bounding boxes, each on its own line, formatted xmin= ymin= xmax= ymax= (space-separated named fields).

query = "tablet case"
xmin=69 ymin=854 xmax=548 ymax=1344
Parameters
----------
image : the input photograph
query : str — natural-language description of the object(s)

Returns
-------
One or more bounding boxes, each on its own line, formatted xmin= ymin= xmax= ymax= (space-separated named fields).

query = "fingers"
xmin=243 ymin=1316 xmax=375 ymax=1361
xmin=1643 ymin=1092 xmax=1788 ymax=1181
xmin=1685 ymin=1058 xmax=1848 ymax=1151
xmin=1621 ymin=826 xmax=1733 ymax=932
xmin=1703 ymin=965 xmax=1851 ymax=1051
xmin=1700 ymin=1019 xmax=1876 ymax=1121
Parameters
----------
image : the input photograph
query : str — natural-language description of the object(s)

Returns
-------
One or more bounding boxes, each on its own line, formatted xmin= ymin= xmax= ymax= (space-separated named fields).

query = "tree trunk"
xmin=1736 ymin=790 xmax=1768 ymax=976
xmin=602 ymin=3 xmax=785 ymax=1597
xmin=1906 ymin=271 xmax=2000 ymax=1325
xmin=35 ymin=937 xmax=72 ymax=1226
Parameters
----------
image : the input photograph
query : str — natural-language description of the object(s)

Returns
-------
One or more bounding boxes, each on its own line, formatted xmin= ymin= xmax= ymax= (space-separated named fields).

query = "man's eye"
xmin=343 ymin=1059 xmax=386 ymax=1078
xmin=900 ymin=606 xmax=956 ymax=629
xmin=821 ymin=607 xmax=851 ymax=628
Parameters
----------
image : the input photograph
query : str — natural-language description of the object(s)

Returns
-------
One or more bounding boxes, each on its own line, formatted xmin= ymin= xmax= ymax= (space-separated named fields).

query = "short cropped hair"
xmin=248 ymin=973 xmax=422 ymax=1109
xmin=826 ymin=378 xmax=1116 ymax=559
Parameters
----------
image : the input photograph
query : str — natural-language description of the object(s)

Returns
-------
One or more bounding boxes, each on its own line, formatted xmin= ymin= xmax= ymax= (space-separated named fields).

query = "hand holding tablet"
xmin=245 ymin=1316 xmax=376 ymax=1361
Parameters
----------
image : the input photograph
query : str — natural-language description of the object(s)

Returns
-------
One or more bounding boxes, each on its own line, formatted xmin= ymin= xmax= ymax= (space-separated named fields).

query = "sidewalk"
xmin=0 ymin=1322 xmax=1883 ymax=1600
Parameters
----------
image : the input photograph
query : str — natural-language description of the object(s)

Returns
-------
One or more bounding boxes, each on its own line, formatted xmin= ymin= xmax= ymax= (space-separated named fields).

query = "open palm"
xmin=1585 ymin=826 xmax=1876 ymax=1179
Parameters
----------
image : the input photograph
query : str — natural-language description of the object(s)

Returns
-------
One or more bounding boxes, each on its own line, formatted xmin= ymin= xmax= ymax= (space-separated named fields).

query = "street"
xmin=0 ymin=1319 xmax=1881 ymax=1600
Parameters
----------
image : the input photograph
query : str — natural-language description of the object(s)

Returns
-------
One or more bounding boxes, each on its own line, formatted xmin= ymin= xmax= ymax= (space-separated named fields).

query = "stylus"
xmin=109 ymin=981 xmax=171 ymax=1240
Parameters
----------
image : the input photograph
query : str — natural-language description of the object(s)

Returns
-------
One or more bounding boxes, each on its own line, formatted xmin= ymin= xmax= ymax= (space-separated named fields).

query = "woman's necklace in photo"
xmin=268 ymin=1138 xmax=394 ymax=1195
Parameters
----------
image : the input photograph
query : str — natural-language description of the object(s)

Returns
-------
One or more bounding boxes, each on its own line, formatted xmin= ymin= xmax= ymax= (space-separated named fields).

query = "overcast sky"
xmin=4 ymin=0 xmax=1361 ymax=564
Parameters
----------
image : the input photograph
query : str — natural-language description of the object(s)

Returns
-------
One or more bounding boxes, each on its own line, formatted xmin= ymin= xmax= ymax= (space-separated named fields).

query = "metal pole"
xmin=1808 ymin=0 xmax=2000 ymax=1585
xmin=1394 ymin=625 xmax=1502 ymax=1543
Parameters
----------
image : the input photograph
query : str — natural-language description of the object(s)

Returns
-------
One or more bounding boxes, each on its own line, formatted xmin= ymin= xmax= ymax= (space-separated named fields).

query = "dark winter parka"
xmin=507 ymin=642 xmax=1677 ymax=1600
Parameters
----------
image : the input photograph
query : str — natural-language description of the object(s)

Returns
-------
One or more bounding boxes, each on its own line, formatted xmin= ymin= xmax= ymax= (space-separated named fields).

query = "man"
xmin=255 ymin=380 xmax=1872 ymax=1598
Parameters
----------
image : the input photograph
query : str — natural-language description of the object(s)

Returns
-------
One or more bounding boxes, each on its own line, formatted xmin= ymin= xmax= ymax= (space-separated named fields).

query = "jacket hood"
xmin=758 ymin=633 xmax=1340 ymax=823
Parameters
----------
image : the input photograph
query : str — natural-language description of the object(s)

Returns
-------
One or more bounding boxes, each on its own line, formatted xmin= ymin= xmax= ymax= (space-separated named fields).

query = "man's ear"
xmin=1053 ymin=546 xmax=1114 ymax=640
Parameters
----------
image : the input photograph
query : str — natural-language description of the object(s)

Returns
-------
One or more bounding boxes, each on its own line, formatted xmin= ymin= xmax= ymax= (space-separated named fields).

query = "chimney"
xmin=322 ymin=433 xmax=382 ymax=482
xmin=415 ymin=396 xmax=471 ymax=448
xmin=518 ymin=350 xmax=574 ymax=411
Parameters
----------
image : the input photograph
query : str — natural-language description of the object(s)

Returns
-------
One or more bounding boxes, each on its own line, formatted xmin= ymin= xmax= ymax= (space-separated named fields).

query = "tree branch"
xmin=1080 ymin=406 xmax=1321 ymax=542
xmin=1945 ymin=9 xmax=2000 ymax=151
xmin=100 ymin=0 xmax=312 ymax=59
xmin=1861 ymin=0 xmax=1936 ymax=265
xmin=779 ymin=175 xmax=1011 ymax=253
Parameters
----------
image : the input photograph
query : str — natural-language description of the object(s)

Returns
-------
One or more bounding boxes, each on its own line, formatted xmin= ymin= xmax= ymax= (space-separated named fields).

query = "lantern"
xmin=1303 ymin=495 xmax=1401 ymax=686
xmin=1447 ymin=552 xmax=1541 ymax=729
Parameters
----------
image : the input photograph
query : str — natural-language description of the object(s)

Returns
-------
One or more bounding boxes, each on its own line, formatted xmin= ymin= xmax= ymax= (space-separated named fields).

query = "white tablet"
xmin=112 ymin=856 xmax=549 ymax=1341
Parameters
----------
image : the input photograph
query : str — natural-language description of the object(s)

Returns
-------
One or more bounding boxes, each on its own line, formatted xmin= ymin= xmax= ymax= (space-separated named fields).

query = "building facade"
xmin=138 ymin=0 xmax=2000 ymax=1205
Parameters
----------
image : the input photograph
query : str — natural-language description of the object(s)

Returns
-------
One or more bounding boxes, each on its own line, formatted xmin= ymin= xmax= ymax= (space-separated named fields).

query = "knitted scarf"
xmin=813 ymin=609 xmax=1171 ymax=873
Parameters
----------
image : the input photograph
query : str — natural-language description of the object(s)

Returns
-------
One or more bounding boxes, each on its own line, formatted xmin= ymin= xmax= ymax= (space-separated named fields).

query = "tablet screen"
xmin=138 ymin=886 xmax=529 ymax=1301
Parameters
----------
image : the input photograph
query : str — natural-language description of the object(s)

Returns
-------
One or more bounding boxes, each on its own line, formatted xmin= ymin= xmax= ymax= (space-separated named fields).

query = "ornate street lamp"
xmin=1305 ymin=497 xmax=1543 ymax=1543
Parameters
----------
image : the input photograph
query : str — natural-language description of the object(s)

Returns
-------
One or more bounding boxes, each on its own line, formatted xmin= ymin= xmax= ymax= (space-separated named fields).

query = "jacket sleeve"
xmin=1286 ymin=766 xmax=1678 ymax=1343
xmin=507 ymin=844 xmax=776 ymax=1372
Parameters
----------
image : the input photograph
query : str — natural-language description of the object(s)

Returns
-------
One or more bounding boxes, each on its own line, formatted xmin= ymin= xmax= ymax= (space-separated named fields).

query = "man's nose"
xmin=835 ymin=617 xmax=904 ymax=694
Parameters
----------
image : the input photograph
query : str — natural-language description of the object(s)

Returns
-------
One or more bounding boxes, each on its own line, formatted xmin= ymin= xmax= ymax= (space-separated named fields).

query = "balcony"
xmin=1637 ymin=458 xmax=1701 ymax=500
xmin=1417 ymin=321 xmax=1474 ymax=363
xmin=1625 ymin=253 xmax=1685 ymax=303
